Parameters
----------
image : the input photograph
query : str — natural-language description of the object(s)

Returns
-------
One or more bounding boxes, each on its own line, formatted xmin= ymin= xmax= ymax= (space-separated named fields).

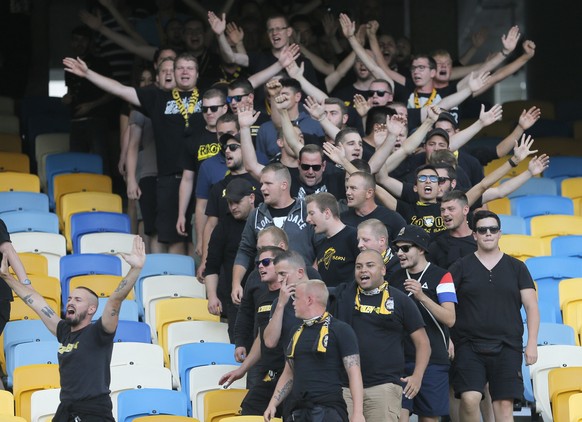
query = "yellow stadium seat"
xmin=13 ymin=364 xmax=60 ymax=421
xmin=155 ymin=298 xmax=219 ymax=367
xmin=502 ymin=99 xmax=555 ymax=121
xmin=569 ymin=392 xmax=582 ymax=422
xmin=0 ymin=133 xmax=21 ymax=153
xmin=530 ymin=215 xmax=582 ymax=251
xmin=204 ymin=389 xmax=248 ymax=422
xmin=12 ymin=274 xmax=61 ymax=313
xmin=0 ymin=153 xmax=29 ymax=173
xmin=0 ymin=416 xmax=27 ymax=422
xmin=60 ymin=191 xmax=122 ymax=251
xmin=564 ymin=300 xmax=582 ymax=346
xmin=486 ymin=198 xmax=511 ymax=215
xmin=0 ymin=172 xmax=40 ymax=192
xmin=484 ymin=156 xmax=532 ymax=179
xmin=548 ymin=366 xmax=582 ymax=422
xmin=0 ymin=390 xmax=14 ymax=416
xmin=15 ymin=253 xmax=48 ymax=277
xmin=220 ymin=417 xmax=283 ymax=422
xmin=499 ymin=234 xmax=547 ymax=261
xmin=53 ymin=173 xmax=112 ymax=222
xmin=562 ymin=178 xmax=582 ymax=215
xmin=9 ymin=297 xmax=60 ymax=322
xmin=133 ymin=417 xmax=200 ymax=422
xmin=69 ymin=274 xmax=133 ymax=300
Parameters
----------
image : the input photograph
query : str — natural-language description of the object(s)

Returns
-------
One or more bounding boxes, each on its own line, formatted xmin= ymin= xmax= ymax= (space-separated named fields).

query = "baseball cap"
xmin=225 ymin=178 xmax=255 ymax=202
xmin=425 ymin=127 xmax=450 ymax=145
xmin=437 ymin=111 xmax=458 ymax=129
xmin=392 ymin=225 xmax=430 ymax=251
xmin=219 ymin=133 xmax=240 ymax=147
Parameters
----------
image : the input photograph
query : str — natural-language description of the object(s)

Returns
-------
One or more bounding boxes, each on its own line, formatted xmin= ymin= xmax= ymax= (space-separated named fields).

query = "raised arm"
xmin=286 ymin=59 xmax=328 ymax=102
xmin=63 ymin=56 xmax=140 ymax=106
xmin=495 ymin=106 xmax=541 ymax=158
xmin=275 ymin=94 xmax=303 ymax=158
xmin=457 ymin=27 xmax=488 ymax=66
xmin=225 ymin=22 xmax=246 ymax=54
xmin=238 ymin=105 xmax=265 ymax=180
xmin=0 ymin=255 xmax=59 ymax=335
xmin=97 ymin=0 xmax=147 ymax=44
xmin=101 ymin=236 xmax=145 ymax=333
xmin=303 ymin=96 xmax=339 ymax=140
xmin=428 ymin=71 xmax=490 ymax=121
xmin=263 ymin=279 xmax=295 ymax=348
xmin=482 ymin=154 xmax=549 ymax=204
xmin=325 ymin=51 xmax=356 ymax=93
xmin=466 ymin=134 xmax=538 ymax=206
xmin=368 ymin=114 xmax=406 ymax=173
xmin=449 ymin=104 xmax=503 ymax=151
xmin=248 ymin=44 xmax=300 ymax=88
xmin=208 ymin=11 xmax=249 ymax=66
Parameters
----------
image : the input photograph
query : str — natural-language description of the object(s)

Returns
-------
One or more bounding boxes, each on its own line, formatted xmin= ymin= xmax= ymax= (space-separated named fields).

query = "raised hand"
xmin=479 ymin=104 xmax=503 ymax=126
xmin=426 ymin=105 xmax=442 ymax=122
xmin=373 ymin=123 xmax=388 ymax=145
xmin=528 ymin=154 xmax=549 ymax=176
xmin=265 ymin=79 xmax=282 ymax=99
xmin=468 ymin=71 xmax=492 ymax=93
xmin=237 ymin=104 xmax=260 ymax=128
xmin=207 ymin=11 xmax=226 ymax=35
xmin=279 ymin=44 xmax=301 ymax=68
xmin=513 ymin=134 xmax=538 ymax=162
xmin=120 ymin=236 xmax=146 ymax=269
xmin=303 ymin=96 xmax=326 ymax=121
xmin=63 ymin=57 xmax=90 ymax=78
xmin=274 ymin=94 xmax=291 ymax=111
xmin=519 ymin=106 xmax=541 ymax=130
xmin=285 ymin=60 xmax=304 ymax=79
xmin=366 ymin=20 xmax=379 ymax=38
xmin=323 ymin=141 xmax=346 ymax=165
xmin=355 ymin=24 xmax=367 ymax=45
xmin=339 ymin=13 xmax=356 ymax=38
xmin=522 ymin=40 xmax=536 ymax=58
xmin=322 ymin=13 xmax=339 ymax=37
xmin=79 ymin=9 xmax=102 ymax=31
xmin=471 ymin=27 xmax=489 ymax=48
xmin=225 ymin=22 xmax=244 ymax=45
xmin=386 ymin=114 xmax=407 ymax=136
xmin=353 ymin=94 xmax=370 ymax=118
xmin=501 ymin=25 xmax=520 ymax=54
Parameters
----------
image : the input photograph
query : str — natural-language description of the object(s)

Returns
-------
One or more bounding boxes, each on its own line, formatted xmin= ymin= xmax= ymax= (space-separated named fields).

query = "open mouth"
xmin=424 ymin=186 xmax=433 ymax=194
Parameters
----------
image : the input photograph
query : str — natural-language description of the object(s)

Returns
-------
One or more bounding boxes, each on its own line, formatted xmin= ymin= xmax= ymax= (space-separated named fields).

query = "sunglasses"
xmin=201 ymin=105 xmax=225 ymax=113
xmin=300 ymin=164 xmax=323 ymax=171
xmin=475 ymin=226 xmax=500 ymax=235
xmin=223 ymin=144 xmax=240 ymax=152
xmin=393 ymin=244 xmax=415 ymax=253
xmin=256 ymin=257 xmax=274 ymax=267
xmin=226 ymin=94 xmax=249 ymax=104
xmin=417 ymin=175 xmax=438 ymax=183
xmin=438 ymin=176 xmax=452 ymax=185
xmin=367 ymin=90 xmax=390 ymax=98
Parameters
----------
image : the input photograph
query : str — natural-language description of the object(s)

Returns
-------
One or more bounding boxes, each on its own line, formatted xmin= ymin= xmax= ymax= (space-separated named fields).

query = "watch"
xmin=22 ymin=278 xmax=31 ymax=285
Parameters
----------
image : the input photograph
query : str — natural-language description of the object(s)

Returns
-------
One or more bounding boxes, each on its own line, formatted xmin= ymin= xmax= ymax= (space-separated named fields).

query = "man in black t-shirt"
xmin=449 ymin=210 xmax=539 ymax=422
xmin=306 ymin=192 xmax=359 ymax=288
xmin=264 ymin=279 xmax=365 ymax=422
xmin=0 ymin=236 xmax=146 ymax=421
xmin=390 ymin=225 xmax=457 ymax=421
xmin=334 ymin=250 xmax=430 ymax=422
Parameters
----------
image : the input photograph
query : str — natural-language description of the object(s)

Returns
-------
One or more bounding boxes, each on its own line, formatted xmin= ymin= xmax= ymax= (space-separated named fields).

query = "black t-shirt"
xmin=205 ymin=173 xmax=263 ymax=219
xmin=449 ymin=253 xmax=535 ymax=349
xmin=362 ymin=140 xmax=375 ymax=163
xmin=289 ymin=169 xmax=346 ymax=201
xmin=256 ymin=288 xmax=285 ymax=374
xmin=390 ymin=264 xmax=457 ymax=365
xmin=182 ymin=118 xmax=220 ymax=173
xmin=428 ymin=233 xmax=476 ymax=269
xmin=136 ymin=86 xmax=201 ymax=176
xmin=286 ymin=316 xmax=359 ymax=416
xmin=334 ymin=282 xmax=425 ymax=387
xmin=315 ymin=226 xmax=360 ymax=287
xmin=396 ymin=200 xmax=445 ymax=238
xmin=340 ymin=205 xmax=406 ymax=241
xmin=57 ymin=318 xmax=114 ymax=402
xmin=0 ymin=220 xmax=13 ymax=301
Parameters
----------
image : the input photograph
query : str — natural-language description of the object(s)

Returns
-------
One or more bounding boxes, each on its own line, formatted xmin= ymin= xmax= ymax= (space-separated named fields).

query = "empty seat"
xmin=0 ymin=133 xmax=21 ymax=153
xmin=544 ymin=157 xmax=582 ymax=185
xmin=499 ymin=234 xmax=546 ymax=261
xmin=117 ymin=389 xmax=188 ymax=422
xmin=176 ymin=342 xmax=237 ymax=391
xmin=0 ymin=172 xmax=40 ymax=192
xmin=530 ymin=215 xmax=582 ymax=251
xmin=511 ymin=195 xmax=574 ymax=233
xmin=114 ymin=320 xmax=152 ymax=344
xmin=1 ymin=211 xmax=59 ymax=234
xmin=78 ymin=232 xmax=135 ymax=275
xmin=30 ymin=388 xmax=60 ymax=422
xmin=13 ymin=364 xmax=60 ymax=421
xmin=69 ymin=274 xmax=129 ymax=299
xmin=562 ymin=177 xmax=582 ymax=215
xmin=7 ymin=341 xmax=59 ymax=388
xmin=10 ymin=232 xmax=66 ymax=279
xmin=552 ymin=235 xmax=582 ymax=258
xmin=53 ymin=172 xmax=112 ymax=215
xmin=0 ymin=192 xmax=49 ymax=214
xmin=503 ymin=176 xmax=558 ymax=198
xmin=92 ymin=298 xmax=139 ymax=322
xmin=498 ymin=214 xmax=527 ymax=235
xmin=70 ymin=211 xmax=130 ymax=254
xmin=111 ymin=342 xmax=164 ymax=368
xmin=0 ymin=152 xmax=29 ymax=173
xmin=204 ymin=389 xmax=248 ymax=422
xmin=35 ymin=133 xmax=70 ymax=191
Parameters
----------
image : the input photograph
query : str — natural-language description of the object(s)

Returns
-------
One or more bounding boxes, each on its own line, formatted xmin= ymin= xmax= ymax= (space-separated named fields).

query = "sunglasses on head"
xmin=201 ymin=105 xmax=225 ymax=113
xmin=367 ymin=89 xmax=390 ymax=98
xmin=300 ymin=163 xmax=322 ymax=171
xmin=393 ymin=244 xmax=415 ymax=253
xmin=475 ymin=226 xmax=500 ymax=235
xmin=256 ymin=257 xmax=274 ymax=267
xmin=417 ymin=174 xmax=439 ymax=183
xmin=226 ymin=94 xmax=249 ymax=104
xmin=223 ymin=144 xmax=240 ymax=152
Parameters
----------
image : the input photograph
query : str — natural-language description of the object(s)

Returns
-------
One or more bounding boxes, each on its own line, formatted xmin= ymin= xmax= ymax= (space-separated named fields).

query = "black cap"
xmin=392 ymin=225 xmax=430 ymax=251
xmin=219 ymin=133 xmax=240 ymax=146
xmin=425 ymin=127 xmax=450 ymax=145
xmin=437 ymin=111 xmax=458 ymax=129
xmin=225 ymin=178 xmax=255 ymax=201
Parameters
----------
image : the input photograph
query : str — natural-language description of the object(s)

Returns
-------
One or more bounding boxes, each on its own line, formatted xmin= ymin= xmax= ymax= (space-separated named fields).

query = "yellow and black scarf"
xmin=354 ymin=282 xmax=392 ymax=314
xmin=287 ymin=312 xmax=331 ymax=358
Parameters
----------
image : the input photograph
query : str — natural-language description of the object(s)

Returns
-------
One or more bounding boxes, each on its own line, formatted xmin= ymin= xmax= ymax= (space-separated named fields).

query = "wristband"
xmin=318 ymin=115 xmax=326 ymax=122
xmin=501 ymin=50 xmax=509 ymax=57
xmin=508 ymin=157 xmax=518 ymax=168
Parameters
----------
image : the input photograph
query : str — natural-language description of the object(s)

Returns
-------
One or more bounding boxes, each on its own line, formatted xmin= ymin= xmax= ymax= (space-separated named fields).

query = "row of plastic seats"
xmin=0 ymin=133 xmax=22 ymax=153
xmin=0 ymin=152 xmax=30 ymax=173
xmin=500 ymin=234 xmax=582 ymax=261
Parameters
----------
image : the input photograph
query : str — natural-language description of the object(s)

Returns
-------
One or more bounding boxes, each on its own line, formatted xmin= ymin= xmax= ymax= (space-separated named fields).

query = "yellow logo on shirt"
xmin=58 ymin=342 xmax=79 ymax=354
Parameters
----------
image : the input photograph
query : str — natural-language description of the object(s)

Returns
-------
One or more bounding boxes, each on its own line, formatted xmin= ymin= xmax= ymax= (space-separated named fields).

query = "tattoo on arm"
xmin=23 ymin=294 xmax=34 ymax=305
xmin=343 ymin=354 xmax=360 ymax=369
xmin=40 ymin=306 xmax=56 ymax=318
xmin=274 ymin=379 xmax=293 ymax=402
xmin=114 ymin=279 xmax=128 ymax=293
xmin=110 ymin=308 xmax=119 ymax=317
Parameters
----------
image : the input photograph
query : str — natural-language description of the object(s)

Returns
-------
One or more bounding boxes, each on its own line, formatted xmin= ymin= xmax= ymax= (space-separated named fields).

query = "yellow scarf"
xmin=413 ymin=88 xmax=437 ymax=108
xmin=354 ymin=282 xmax=392 ymax=314
xmin=287 ymin=312 xmax=331 ymax=358
xmin=172 ymin=88 xmax=199 ymax=127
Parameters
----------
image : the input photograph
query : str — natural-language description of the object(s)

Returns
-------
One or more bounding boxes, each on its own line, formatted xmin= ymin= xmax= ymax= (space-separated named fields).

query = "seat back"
xmin=0 ymin=192 xmax=49 ymax=213
xmin=16 ymin=253 xmax=48 ymax=276
xmin=552 ymin=235 xmax=582 ymax=258
xmin=544 ymin=156 xmax=582 ymax=182
xmin=35 ymin=133 xmax=70 ymax=190
xmin=0 ymin=172 xmax=40 ymax=192
xmin=92 ymin=298 xmax=139 ymax=322
xmin=511 ymin=196 xmax=574 ymax=233
xmin=486 ymin=197 xmax=511 ymax=215
xmin=53 ymin=172 xmax=111 ymax=215
xmin=114 ymin=321 xmax=152 ymax=344
xmin=117 ymin=389 xmax=188 ymax=422
xmin=133 ymin=417 xmax=199 ymax=422
xmin=0 ymin=133 xmax=21 ymax=153
xmin=8 ymin=341 xmax=59 ymax=388
xmin=0 ymin=152 xmax=29 ymax=173
xmin=499 ymin=234 xmax=547 ymax=261
xmin=111 ymin=343 xmax=164 ymax=368
xmin=69 ymin=274 xmax=130 ymax=299
xmin=30 ymin=388 xmax=60 ymax=422
xmin=548 ymin=366 xmax=582 ymax=422
xmin=569 ymin=392 xmax=582 ymax=422
xmin=13 ymin=364 xmax=60 ymax=421
xmin=204 ymin=389 xmax=248 ymax=422
xmin=10 ymin=232 xmax=66 ymax=279
xmin=503 ymin=176 xmax=558 ymax=198
xmin=531 ymin=215 xmax=582 ymax=252
xmin=177 ymin=342 xmax=237 ymax=392
xmin=0 ymin=390 xmax=14 ymax=416
xmin=498 ymin=214 xmax=527 ymax=235
xmin=78 ymin=232 xmax=135 ymax=275
xmin=1 ymin=210 xmax=58 ymax=233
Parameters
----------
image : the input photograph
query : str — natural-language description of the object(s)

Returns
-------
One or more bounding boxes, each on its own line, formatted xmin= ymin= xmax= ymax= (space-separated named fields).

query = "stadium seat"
xmin=177 ymin=342 xmax=238 ymax=392
xmin=569 ymin=392 xmax=582 ymax=422
xmin=35 ymin=133 xmax=69 ymax=191
xmin=53 ymin=172 xmax=112 ymax=216
xmin=486 ymin=197 xmax=511 ymax=215
xmin=114 ymin=320 xmax=152 ymax=344
xmin=117 ymin=389 xmax=189 ymax=422
xmin=92 ymin=298 xmax=139 ymax=322
xmin=13 ymin=274 xmax=61 ymax=313
xmin=0 ymin=172 xmax=40 ymax=192
xmin=531 ymin=215 xmax=582 ymax=251
xmin=0 ymin=133 xmax=21 ymax=153
xmin=111 ymin=342 xmax=164 ymax=368
xmin=7 ymin=341 xmax=59 ymax=388
xmin=499 ymin=234 xmax=547 ymax=261
xmin=0 ymin=390 xmax=14 ymax=416
xmin=562 ymin=177 xmax=582 ymax=215
xmin=16 ymin=253 xmax=48 ymax=276
xmin=511 ymin=195 xmax=574 ymax=233
xmin=3 ymin=320 xmax=55 ymax=376
xmin=30 ymin=388 xmax=60 ymax=422
xmin=1 ymin=211 xmax=59 ymax=234
xmin=503 ymin=176 xmax=558 ymax=198
xmin=133 ymin=417 xmax=199 ymax=422
xmin=70 ymin=211 xmax=130 ymax=254
xmin=69 ymin=274 xmax=129 ymax=299
xmin=0 ymin=152 xmax=29 ymax=173
xmin=544 ymin=156 xmax=582 ymax=185
xmin=484 ymin=156 xmax=531 ymax=179
xmin=10 ymin=232 xmax=66 ymax=279
xmin=548 ymin=366 xmax=582 ymax=422
xmin=13 ymin=363 xmax=60 ymax=421
xmin=552 ymin=235 xmax=582 ymax=258
xmin=78 ymin=232 xmax=135 ymax=275
xmin=0 ymin=192 xmax=49 ymax=214
xmin=498 ymin=214 xmax=527 ymax=235
xmin=204 ymin=389 xmax=248 ymax=422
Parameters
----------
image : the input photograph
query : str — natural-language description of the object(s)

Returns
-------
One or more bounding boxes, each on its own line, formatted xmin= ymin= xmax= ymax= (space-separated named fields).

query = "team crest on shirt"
xmin=423 ymin=216 xmax=435 ymax=227
xmin=322 ymin=334 xmax=328 ymax=348
xmin=385 ymin=297 xmax=394 ymax=311
xmin=323 ymin=248 xmax=336 ymax=270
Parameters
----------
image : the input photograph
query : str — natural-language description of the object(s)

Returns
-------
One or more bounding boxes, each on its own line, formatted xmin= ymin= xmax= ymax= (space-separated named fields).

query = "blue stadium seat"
xmin=7 ymin=341 xmax=59 ymax=388
xmin=117 ymin=388 xmax=188 ymax=422
xmin=60 ymin=253 xmax=122 ymax=312
xmin=552 ymin=235 xmax=582 ymax=258
xmin=510 ymin=195 xmax=574 ymax=234
xmin=499 ymin=215 xmax=527 ymax=235
xmin=71 ymin=211 xmax=131 ymax=254
xmin=92 ymin=298 xmax=139 ymax=322
xmin=543 ymin=156 xmax=582 ymax=185
xmin=0 ymin=192 xmax=49 ymax=214
xmin=1 ymin=210 xmax=59 ymax=234
xmin=114 ymin=321 xmax=152 ymax=343
xmin=502 ymin=177 xmax=558 ymax=199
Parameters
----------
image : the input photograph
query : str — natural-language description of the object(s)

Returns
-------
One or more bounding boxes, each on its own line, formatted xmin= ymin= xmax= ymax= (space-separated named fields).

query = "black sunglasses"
xmin=438 ymin=176 xmax=452 ymax=185
xmin=256 ymin=257 xmax=274 ymax=267
xmin=475 ymin=226 xmax=500 ymax=235
xmin=201 ymin=104 xmax=225 ymax=113
xmin=223 ymin=144 xmax=241 ymax=152
xmin=417 ymin=175 xmax=438 ymax=183
xmin=367 ymin=90 xmax=390 ymax=98
xmin=393 ymin=244 xmax=415 ymax=253
xmin=226 ymin=94 xmax=249 ymax=104
xmin=300 ymin=164 xmax=323 ymax=171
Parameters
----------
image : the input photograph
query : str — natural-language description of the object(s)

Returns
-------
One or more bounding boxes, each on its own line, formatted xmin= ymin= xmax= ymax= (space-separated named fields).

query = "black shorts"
xmin=402 ymin=362 xmax=450 ymax=416
xmin=0 ymin=300 xmax=10 ymax=335
xmin=155 ymin=175 xmax=192 ymax=244
xmin=452 ymin=341 xmax=523 ymax=402
xmin=138 ymin=176 xmax=157 ymax=235
xmin=241 ymin=373 xmax=278 ymax=416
